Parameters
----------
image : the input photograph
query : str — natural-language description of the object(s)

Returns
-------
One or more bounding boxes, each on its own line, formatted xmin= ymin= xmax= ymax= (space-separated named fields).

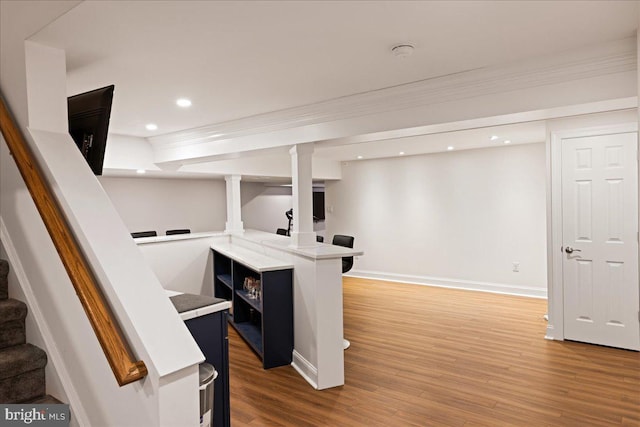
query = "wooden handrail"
xmin=0 ymin=93 xmax=147 ymax=386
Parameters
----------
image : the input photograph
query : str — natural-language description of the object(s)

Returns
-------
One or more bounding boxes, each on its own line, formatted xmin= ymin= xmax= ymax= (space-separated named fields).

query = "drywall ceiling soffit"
xmin=315 ymin=121 xmax=549 ymax=161
xmin=176 ymin=152 xmax=341 ymax=180
xmin=153 ymin=144 xmax=292 ymax=168
xmin=148 ymin=37 xmax=637 ymax=164
xmin=101 ymin=168 xmax=226 ymax=180
xmin=313 ymin=99 xmax=639 ymax=161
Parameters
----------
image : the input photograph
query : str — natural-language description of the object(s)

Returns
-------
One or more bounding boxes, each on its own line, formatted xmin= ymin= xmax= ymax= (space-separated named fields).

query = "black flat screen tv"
xmin=67 ymin=85 xmax=114 ymax=175
xmin=313 ymin=191 xmax=325 ymax=221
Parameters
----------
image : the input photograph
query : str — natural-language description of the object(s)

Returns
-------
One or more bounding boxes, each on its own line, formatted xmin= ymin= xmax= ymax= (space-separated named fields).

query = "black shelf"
xmin=235 ymin=290 xmax=262 ymax=313
xmin=212 ymin=249 xmax=293 ymax=369
xmin=217 ymin=274 xmax=232 ymax=290
xmin=231 ymin=320 xmax=263 ymax=355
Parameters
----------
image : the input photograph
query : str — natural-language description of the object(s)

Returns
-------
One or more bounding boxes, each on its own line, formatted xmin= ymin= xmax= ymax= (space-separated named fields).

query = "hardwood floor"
xmin=228 ymin=277 xmax=640 ymax=426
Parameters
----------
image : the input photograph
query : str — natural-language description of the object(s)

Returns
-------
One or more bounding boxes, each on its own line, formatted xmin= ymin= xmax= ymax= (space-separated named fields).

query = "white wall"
xmin=1 ymin=4 xmax=202 ymax=425
xmin=0 ymin=5 xmax=78 ymax=419
xmin=325 ymin=142 xmax=548 ymax=297
xmin=103 ymin=133 xmax=162 ymax=172
xmin=241 ymin=182 xmax=326 ymax=238
xmin=136 ymin=234 xmax=227 ymax=296
xmin=99 ymin=176 xmax=226 ymax=235
xmin=242 ymin=184 xmax=293 ymax=233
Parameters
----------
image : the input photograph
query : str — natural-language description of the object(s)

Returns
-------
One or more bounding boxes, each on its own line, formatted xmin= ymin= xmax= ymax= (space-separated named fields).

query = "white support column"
xmin=289 ymin=143 xmax=316 ymax=248
xmin=24 ymin=41 xmax=68 ymax=133
xmin=224 ymin=174 xmax=244 ymax=234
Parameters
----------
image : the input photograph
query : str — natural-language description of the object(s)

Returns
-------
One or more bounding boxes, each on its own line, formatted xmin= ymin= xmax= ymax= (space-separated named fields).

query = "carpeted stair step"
xmin=0 ymin=298 xmax=27 ymax=350
xmin=27 ymin=394 xmax=63 ymax=404
xmin=0 ymin=259 xmax=8 ymax=300
xmin=0 ymin=344 xmax=47 ymax=403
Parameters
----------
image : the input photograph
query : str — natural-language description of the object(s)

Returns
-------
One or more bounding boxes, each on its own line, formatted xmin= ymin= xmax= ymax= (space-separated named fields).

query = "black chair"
xmin=166 ymin=229 xmax=191 ymax=235
xmin=131 ymin=231 xmax=157 ymax=238
xmin=332 ymin=235 xmax=354 ymax=273
xmin=333 ymin=234 xmax=355 ymax=350
xmin=276 ymin=228 xmax=288 ymax=236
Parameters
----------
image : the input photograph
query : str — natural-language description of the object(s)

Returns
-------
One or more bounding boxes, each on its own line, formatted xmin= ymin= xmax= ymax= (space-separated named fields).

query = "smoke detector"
xmin=392 ymin=44 xmax=414 ymax=58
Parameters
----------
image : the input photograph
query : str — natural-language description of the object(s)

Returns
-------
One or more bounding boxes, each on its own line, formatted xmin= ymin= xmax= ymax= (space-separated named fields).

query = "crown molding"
xmin=149 ymin=37 xmax=636 ymax=150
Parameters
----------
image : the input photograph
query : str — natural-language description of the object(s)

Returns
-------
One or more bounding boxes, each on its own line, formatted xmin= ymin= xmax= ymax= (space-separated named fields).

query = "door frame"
xmin=547 ymin=122 xmax=639 ymax=342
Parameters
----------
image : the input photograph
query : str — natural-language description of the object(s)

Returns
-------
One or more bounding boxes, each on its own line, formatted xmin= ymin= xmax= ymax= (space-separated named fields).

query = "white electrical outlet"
xmin=512 ymin=262 xmax=520 ymax=272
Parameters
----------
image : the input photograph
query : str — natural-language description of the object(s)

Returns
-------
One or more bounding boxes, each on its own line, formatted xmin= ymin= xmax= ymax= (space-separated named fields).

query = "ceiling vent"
xmin=391 ymin=44 xmax=414 ymax=58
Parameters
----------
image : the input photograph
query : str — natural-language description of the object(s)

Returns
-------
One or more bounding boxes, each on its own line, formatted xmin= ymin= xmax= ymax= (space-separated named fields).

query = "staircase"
xmin=0 ymin=258 xmax=60 ymax=404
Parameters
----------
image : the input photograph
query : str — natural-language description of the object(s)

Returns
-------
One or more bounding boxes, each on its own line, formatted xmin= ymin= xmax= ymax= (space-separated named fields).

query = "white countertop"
xmin=165 ymin=290 xmax=231 ymax=321
xmin=134 ymin=229 xmax=363 ymax=261
xmin=134 ymin=231 xmax=225 ymax=245
xmin=210 ymin=241 xmax=294 ymax=272
xmin=234 ymin=230 xmax=364 ymax=260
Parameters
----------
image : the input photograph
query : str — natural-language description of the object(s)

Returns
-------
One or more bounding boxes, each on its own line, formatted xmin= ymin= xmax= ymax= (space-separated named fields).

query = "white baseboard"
xmin=0 ymin=217 xmax=89 ymax=425
xmin=545 ymin=324 xmax=558 ymax=341
xmin=291 ymin=350 xmax=318 ymax=390
xmin=346 ymin=269 xmax=547 ymax=299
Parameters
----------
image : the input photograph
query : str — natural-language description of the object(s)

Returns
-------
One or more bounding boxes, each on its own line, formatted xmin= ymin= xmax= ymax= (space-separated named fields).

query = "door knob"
xmin=565 ymin=246 xmax=581 ymax=254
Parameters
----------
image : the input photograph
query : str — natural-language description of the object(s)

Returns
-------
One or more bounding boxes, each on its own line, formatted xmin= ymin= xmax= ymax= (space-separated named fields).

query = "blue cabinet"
xmin=184 ymin=312 xmax=230 ymax=427
xmin=213 ymin=249 xmax=293 ymax=369
xmin=170 ymin=294 xmax=231 ymax=427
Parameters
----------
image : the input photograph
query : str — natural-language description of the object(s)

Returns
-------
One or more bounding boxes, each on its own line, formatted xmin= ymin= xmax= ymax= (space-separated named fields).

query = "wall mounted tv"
xmin=313 ymin=191 xmax=325 ymax=221
xmin=67 ymin=85 xmax=114 ymax=175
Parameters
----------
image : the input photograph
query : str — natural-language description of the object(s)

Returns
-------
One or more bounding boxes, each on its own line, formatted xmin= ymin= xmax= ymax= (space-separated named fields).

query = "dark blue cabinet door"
xmin=184 ymin=311 xmax=230 ymax=427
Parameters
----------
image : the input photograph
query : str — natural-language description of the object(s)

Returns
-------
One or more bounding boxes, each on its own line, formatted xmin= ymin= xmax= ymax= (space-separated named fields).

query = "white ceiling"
xmin=29 ymin=0 xmax=638 ymax=165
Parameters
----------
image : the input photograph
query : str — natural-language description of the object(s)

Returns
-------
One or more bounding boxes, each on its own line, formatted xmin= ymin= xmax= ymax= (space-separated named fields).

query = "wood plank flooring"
xmin=228 ymin=277 xmax=640 ymax=426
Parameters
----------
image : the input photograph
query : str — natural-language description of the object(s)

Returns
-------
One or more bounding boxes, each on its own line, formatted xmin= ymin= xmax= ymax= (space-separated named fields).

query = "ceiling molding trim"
xmin=149 ymin=38 xmax=636 ymax=149
xmin=317 ymin=97 xmax=638 ymax=148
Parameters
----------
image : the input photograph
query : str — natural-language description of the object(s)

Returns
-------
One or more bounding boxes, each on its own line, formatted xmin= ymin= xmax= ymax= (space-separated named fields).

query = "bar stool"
xmin=332 ymin=234 xmax=354 ymax=350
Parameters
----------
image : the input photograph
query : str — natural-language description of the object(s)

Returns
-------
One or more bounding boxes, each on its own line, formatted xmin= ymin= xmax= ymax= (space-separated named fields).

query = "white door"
xmin=562 ymin=131 xmax=639 ymax=351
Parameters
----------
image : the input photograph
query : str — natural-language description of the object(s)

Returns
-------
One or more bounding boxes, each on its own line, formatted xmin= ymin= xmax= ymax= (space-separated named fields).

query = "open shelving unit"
xmin=214 ymin=253 xmax=233 ymax=303
xmin=212 ymin=244 xmax=293 ymax=369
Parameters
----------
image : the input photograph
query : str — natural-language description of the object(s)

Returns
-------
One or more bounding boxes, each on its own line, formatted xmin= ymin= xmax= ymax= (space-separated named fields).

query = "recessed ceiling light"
xmin=357 ymin=155 xmax=363 ymax=159
xmin=176 ymin=98 xmax=192 ymax=108
xmin=136 ymin=169 xmax=146 ymax=174
xmin=399 ymin=151 xmax=405 ymax=155
xmin=504 ymin=140 xmax=511 ymax=144
xmin=447 ymin=146 xmax=454 ymax=151
xmin=145 ymin=123 xmax=158 ymax=131
xmin=490 ymin=135 xmax=499 ymax=141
